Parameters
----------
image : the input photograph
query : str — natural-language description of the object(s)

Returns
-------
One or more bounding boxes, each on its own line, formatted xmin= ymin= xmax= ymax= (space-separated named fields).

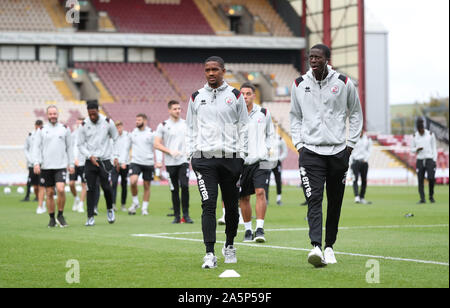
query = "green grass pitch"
xmin=0 ymin=184 xmax=448 ymax=288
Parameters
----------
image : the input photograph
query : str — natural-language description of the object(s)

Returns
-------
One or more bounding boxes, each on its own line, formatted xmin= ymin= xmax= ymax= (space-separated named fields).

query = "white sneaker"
xmin=85 ymin=216 xmax=95 ymax=227
xmin=324 ymin=247 xmax=337 ymax=264
xmin=202 ymin=253 xmax=217 ymax=269
xmin=355 ymin=196 xmax=361 ymax=203
xmin=222 ymin=245 xmax=237 ymax=264
xmin=36 ymin=206 xmax=45 ymax=214
xmin=72 ymin=200 xmax=79 ymax=211
xmin=107 ymin=209 xmax=115 ymax=224
xmin=218 ymin=216 xmax=226 ymax=225
xmin=360 ymin=199 xmax=372 ymax=205
xmin=307 ymin=246 xmax=327 ymax=268
xmin=142 ymin=209 xmax=149 ymax=216
xmin=77 ymin=203 xmax=85 ymax=213
xmin=128 ymin=203 xmax=140 ymax=215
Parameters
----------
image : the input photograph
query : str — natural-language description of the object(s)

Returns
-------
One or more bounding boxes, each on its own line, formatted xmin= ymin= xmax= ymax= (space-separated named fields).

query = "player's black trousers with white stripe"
xmin=351 ymin=160 xmax=368 ymax=199
xmin=416 ymin=158 xmax=436 ymax=201
xmin=191 ymin=156 xmax=244 ymax=254
xmin=166 ymin=163 xmax=190 ymax=219
xmin=299 ymin=147 xmax=350 ymax=248
xmin=85 ymin=159 xmax=114 ymax=218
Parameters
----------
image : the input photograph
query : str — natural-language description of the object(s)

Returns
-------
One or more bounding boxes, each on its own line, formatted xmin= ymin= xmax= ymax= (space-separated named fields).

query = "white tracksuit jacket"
xmin=290 ymin=66 xmax=363 ymax=155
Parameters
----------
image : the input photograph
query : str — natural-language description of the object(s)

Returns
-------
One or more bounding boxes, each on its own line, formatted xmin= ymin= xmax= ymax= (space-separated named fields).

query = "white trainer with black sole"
xmin=128 ymin=203 xmax=139 ymax=215
xmin=222 ymin=245 xmax=237 ymax=264
xmin=307 ymin=246 xmax=327 ymax=268
xmin=107 ymin=209 xmax=115 ymax=224
xmin=85 ymin=216 xmax=95 ymax=227
xmin=324 ymin=247 xmax=337 ymax=264
xmin=202 ymin=253 xmax=217 ymax=269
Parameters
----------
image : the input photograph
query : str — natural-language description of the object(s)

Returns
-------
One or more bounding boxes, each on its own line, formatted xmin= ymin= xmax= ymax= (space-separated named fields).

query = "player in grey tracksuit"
xmin=290 ymin=44 xmax=363 ymax=267
xmin=238 ymin=82 xmax=276 ymax=243
xmin=186 ymin=56 xmax=248 ymax=269
xmin=350 ymin=130 xmax=372 ymax=204
xmin=411 ymin=118 xmax=438 ymax=203
xmin=111 ymin=121 xmax=131 ymax=212
xmin=154 ymin=100 xmax=192 ymax=224
xmin=23 ymin=120 xmax=43 ymax=205
xmin=32 ymin=105 xmax=74 ymax=228
xmin=77 ymin=101 xmax=119 ymax=226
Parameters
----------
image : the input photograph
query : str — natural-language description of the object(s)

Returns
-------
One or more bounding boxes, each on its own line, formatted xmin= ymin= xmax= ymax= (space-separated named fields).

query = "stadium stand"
xmin=209 ymin=0 xmax=293 ymax=37
xmin=0 ymin=0 xmax=56 ymax=32
xmin=90 ymin=0 xmax=215 ymax=35
xmin=74 ymin=62 xmax=181 ymax=130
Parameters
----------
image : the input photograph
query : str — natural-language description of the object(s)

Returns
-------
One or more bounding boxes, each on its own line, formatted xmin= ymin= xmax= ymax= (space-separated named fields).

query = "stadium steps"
xmin=91 ymin=75 xmax=115 ymax=103
xmin=193 ymin=0 xmax=232 ymax=35
xmin=53 ymin=80 xmax=76 ymax=101
xmin=98 ymin=11 xmax=116 ymax=32
xmin=42 ymin=0 xmax=73 ymax=30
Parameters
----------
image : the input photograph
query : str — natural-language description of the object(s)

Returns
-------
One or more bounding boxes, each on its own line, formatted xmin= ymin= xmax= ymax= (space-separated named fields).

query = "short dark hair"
xmin=205 ymin=56 xmax=225 ymax=69
xmin=311 ymin=44 xmax=331 ymax=60
xmin=136 ymin=113 xmax=147 ymax=120
xmin=35 ymin=120 xmax=43 ymax=126
xmin=86 ymin=100 xmax=99 ymax=110
xmin=240 ymin=82 xmax=256 ymax=93
xmin=168 ymin=100 xmax=180 ymax=109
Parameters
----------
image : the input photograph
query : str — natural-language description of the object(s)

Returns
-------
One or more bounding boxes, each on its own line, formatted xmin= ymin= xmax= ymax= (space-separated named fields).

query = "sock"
xmin=58 ymin=210 xmax=63 ymax=217
xmin=79 ymin=201 xmax=84 ymax=208
xmin=49 ymin=213 xmax=55 ymax=219
xmin=244 ymin=221 xmax=252 ymax=231
xmin=277 ymin=194 xmax=281 ymax=202
xmin=142 ymin=201 xmax=149 ymax=210
xmin=225 ymin=236 xmax=234 ymax=248
xmin=75 ymin=196 xmax=80 ymax=202
xmin=206 ymin=243 xmax=215 ymax=254
xmin=256 ymin=219 xmax=264 ymax=230
xmin=222 ymin=207 xmax=226 ymax=215
xmin=132 ymin=195 xmax=139 ymax=205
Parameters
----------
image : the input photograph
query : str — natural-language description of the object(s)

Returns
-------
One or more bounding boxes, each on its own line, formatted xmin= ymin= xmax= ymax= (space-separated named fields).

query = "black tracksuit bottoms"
xmin=85 ymin=159 xmax=114 ymax=218
xmin=167 ymin=163 xmax=190 ymax=219
xmin=299 ymin=147 xmax=350 ymax=248
xmin=191 ymin=157 xmax=244 ymax=254
xmin=416 ymin=158 xmax=436 ymax=201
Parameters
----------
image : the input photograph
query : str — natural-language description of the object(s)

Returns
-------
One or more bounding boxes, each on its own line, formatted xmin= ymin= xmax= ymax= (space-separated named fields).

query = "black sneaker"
xmin=243 ymin=230 xmax=254 ymax=242
xmin=430 ymin=198 xmax=436 ymax=203
xmin=21 ymin=197 xmax=30 ymax=202
xmin=183 ymin=216 xmax=194 ymax=224
xmin=172 ymin=217 xmax=181 ymax=224
xmin=417 ymin=200 xmax=426 ymax=204
xmin=254 ymin=228 xmax=266 ymax=243
xmin=48 ymin=217 xmax=57 ymax=228
xmin=56 ymin=215 xmax=68 ymax=228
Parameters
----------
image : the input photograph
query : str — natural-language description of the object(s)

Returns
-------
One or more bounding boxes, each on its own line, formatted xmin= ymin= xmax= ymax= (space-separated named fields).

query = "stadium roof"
xmin=0 ymin=32 xmax=306 ymax=50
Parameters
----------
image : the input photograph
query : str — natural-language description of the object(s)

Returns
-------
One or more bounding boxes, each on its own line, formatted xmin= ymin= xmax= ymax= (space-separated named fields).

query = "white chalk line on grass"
xmin=131 ymin=224 xmax=449 ymax=267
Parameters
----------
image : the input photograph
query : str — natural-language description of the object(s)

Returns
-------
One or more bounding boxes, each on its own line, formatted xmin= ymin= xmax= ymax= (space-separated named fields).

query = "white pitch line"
xmin=131 ymin=224 xmax=449 ymax=267
xmin=132 ymin=224 xmax=449 ymax=237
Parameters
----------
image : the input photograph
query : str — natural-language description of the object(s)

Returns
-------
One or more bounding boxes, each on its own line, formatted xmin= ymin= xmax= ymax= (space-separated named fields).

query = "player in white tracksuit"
xmin=290 ymin=44 xmax=363 ymax=267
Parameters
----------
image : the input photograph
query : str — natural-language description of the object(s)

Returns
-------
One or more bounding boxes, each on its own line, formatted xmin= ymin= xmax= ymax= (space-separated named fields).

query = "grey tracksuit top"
xmin=155 ymin=118 xmax=188 ymax=166
xmin=186 ymin=81 xmax=249 ymax=158
xmin=77 ymin=114 xmax=119 ymax=162
xmin=32 ymin=122 xmax=73 ymax=169
xmin=290 ymin=66 xmax=363 ymax=155
xmin=245 ymin=103 xmax=276 ymax=165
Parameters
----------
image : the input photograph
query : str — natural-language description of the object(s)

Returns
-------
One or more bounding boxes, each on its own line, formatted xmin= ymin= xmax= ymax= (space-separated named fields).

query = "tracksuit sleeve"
xmin=279 ymin=138 xmax=288 ymax=162
xmin=431 ymin=133 xmax=438 ymax=162
xmin=237 ymin=94 xmax=249 ymax=158
xmin=186 ymin=98 xmax=197 ymax=159
xmin=289 ymin=82 xmax=303 ymax=150
xmin=346 ymin=79 xmax=364 ymax=148
xmin=65 ymin=127 xmax=74 ymax=168
xmin=32 ymin=129 xmax=42 ymax=166
xmin=77 ymin=126 xmax=91 ymax=159
xmin=24 ymin=135 xmax=32 ymax=166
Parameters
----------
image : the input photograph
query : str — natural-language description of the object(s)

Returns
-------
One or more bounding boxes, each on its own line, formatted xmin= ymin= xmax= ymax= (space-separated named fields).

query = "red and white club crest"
xmin=331 ymin=85 xmax=339 ymax=94
xmin=226 ymin=97 xmax=233 ymax=104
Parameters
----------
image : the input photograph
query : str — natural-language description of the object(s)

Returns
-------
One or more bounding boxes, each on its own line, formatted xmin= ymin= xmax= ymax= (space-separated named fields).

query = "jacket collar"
xmin=306 ymin=65 xmax=336 ymax=86
xmin=204 ymin=81 xmax=229 ymax=92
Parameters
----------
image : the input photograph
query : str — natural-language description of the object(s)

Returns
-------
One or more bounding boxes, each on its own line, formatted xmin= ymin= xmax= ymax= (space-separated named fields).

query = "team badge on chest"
xmin=331 ymin=85 xmax=340 ymax=95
